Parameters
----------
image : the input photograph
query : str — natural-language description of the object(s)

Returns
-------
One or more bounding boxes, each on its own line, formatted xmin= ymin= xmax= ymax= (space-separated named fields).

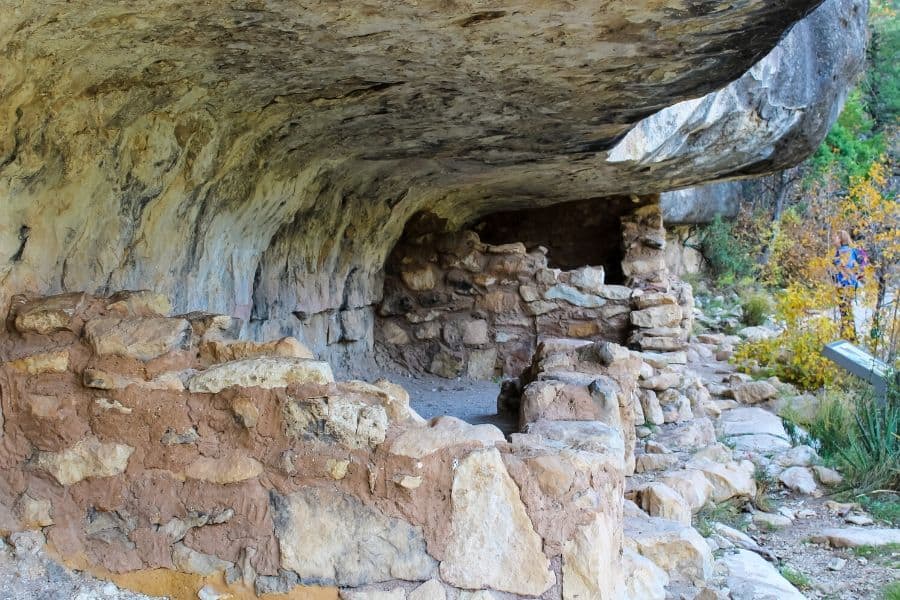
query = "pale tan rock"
xmin=408 ymin=579 xmax=445 ymax=600
xmin=639 ymin=389 xmax=665 ymax=425
xmin=466 ymin=347 xmax=497 ymax=380
xmin=634 ymin=292 xmax=678 ymax=309
xmin=382 ymin=321 xmax=411 ymax=345
xmin=394 ymin=475 xmax=423 ymax=490
xmin=563 ymin=511 xmax=624 ymax=600
xmin=810 ymin=527 xmax=900 ymax=548
xmin=273 ymin=487 xmax=436 ymax=586
xmin=752 ymin=512 xmax=792 ymax=530
xmin=623 ymin=547 xmax=667 ymax=600
xmin=184 ymin=453 xmax=263 ymax=484
xmin=635 ymin=454 xmax=680 ymax=473
xmin=106 ymin=290 xmax=172 ymax=317
xmin=638 ymin=483 xmax=691 ymax=525
xmin=83 ymin=368 xmax=185 ymax=391
xmin=639 ymin=372 xmax=681 ymax=391
xmin=200 ymin=336 xmax=313 ymax=364
xmin=625 ymin=514 xmax=713 ymax=582
xmin=732 ymin=380 xmax=779 ymax=404
xmin=18 ymin=494 xmax=53 ymax=528
xmin=630 ymin=305 xmax=682 ymax=328
xmin=686 ymin=458 xmax=756 ymax=502
xmin=387 ymin=416 xmax=503 ymax=459
xmin=188 ymin=357 xmax=334 ymax=392
xmin=284 ymin=394 xmax=388 ymax=449
xmin=327 ymin=459 xmax=350 ymax=480
xmin=172 ymin=542 xmax=233 ymax=576
xmin=341 ymin=590 xmax=405 ymax=600
xmin=401 ymin=264 xmax=438 ymax=291
xmin=84 ymin=316 xmax=191 ymax=360
xmin=339 ymin=379 xmax=411 ymax=421
xmin=440 ymin=448 xmax=554 ymax=596
xmin=230 ymin=396 xmax=259 ymax=428
xmin=813 ymin=465 xmax=843 ymax=486
xmin=35 ymin=437 xmax=134 ymax=485
xmin=14 ymin=293 xmax=86 ymax=335
xmin=778 ymin=466 xmax=818 ymax=495
xmin=8 ymin=350 xmax=69 ymax=375
xmin=720 ymin=550 xmax=805 ymax=600
xmin=569 ymin=265 xmax=606 ymax=294
xmin=660 ymin=469 xmax=713 ymax=513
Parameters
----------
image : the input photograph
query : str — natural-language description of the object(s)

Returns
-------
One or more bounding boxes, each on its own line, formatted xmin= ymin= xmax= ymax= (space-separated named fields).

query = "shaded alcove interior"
xmin=374 ymin=197 xmax=653 ymax=432
xmin=472 ymin=196 xmax=645 ymax=283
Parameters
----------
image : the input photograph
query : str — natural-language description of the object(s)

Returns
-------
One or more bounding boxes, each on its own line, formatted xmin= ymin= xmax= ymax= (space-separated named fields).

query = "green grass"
xmin=883 ymin=581 xmax=900 ymax=600
xmin=752 ymin=464 xmax=776 ymax=513
xmin=852 ymin=543 xmax=900 ymax=559
xmin=695 ymin=500 xmax=745 ymax=536
xmin=859 ymin=495 xmax=900 ymax=526
xmin=779 ymin=566 xmax=811 ymax=590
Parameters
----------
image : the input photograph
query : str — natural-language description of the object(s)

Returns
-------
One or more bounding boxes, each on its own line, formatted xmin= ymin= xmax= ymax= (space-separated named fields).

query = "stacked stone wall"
xmin=377 ymin=203 xmax=693 ymax=379
xmin=0 ymin=290 xmax=627 ymax=599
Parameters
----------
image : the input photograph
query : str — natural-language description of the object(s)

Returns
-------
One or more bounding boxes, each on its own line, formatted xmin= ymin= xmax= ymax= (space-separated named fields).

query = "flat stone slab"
xmin=720 ymin=550 xmax=805 ymax=600
xmin=728 ymin=433 xmax=791 ymax=453
xmin=810 ymin=527 xmax=900 ymax=548
xmin=717 ymin=407 xmax=788 ymax=440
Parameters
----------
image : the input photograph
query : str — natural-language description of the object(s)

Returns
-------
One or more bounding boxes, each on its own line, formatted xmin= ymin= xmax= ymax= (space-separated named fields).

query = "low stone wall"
xmin=0 ymin=290 xmax=627 ymax=599
xmin=376 ymin=204 xmax=691 ymax=379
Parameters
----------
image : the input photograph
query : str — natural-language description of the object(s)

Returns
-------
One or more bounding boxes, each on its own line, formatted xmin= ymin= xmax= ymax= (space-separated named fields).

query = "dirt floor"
xmin=378 ymin=370 xmax=517 ymax=435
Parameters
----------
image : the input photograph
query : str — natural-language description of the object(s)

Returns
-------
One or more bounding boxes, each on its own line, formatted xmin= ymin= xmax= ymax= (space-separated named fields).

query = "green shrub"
xmin=836 ymin=393 xmax=900 ymax=493
xmin=700 ymin=215 xmax=756 ymax=281
xmin=883 ymin=581 xmax=900 ymax=600
xmin=779 ymin=566 xmax=811 ymax=590
xmin=740 ymin=292 xmax=773 ymax=326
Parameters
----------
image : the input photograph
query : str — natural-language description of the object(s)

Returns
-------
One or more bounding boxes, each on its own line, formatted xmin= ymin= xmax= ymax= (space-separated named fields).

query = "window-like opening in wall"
xmin=472 ymin=196 xmax=641 ymax=284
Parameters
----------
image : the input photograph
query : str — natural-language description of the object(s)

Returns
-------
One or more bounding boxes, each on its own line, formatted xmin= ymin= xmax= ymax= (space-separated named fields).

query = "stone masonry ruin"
xmin=0 ymin=0 xmax=870 ymax=598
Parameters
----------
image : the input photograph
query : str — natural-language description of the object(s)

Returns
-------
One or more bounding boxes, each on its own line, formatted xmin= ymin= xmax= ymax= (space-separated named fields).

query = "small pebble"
xmin=827 ymin=557 xmax=846 ymax=571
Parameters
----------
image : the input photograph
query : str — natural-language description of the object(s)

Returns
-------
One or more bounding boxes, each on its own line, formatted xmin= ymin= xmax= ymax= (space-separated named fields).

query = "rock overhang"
xmin=0 ymin=0 xmax=866 ymax=363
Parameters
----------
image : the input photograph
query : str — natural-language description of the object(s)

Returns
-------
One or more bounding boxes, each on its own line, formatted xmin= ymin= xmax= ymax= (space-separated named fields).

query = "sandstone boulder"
xmin=35 ymin=437 xmax=133 ymax=486
xmin=187 ymin=357 xmax=334 ymax=392
xmin=199 ymin=336 xmax=313 ymax=364
xmin=623 ymin=548 xmax=667 ymax=600
xmin=7 ymin=350 xmax=69 ymax=375
xmin=387 ymin=416 xmax=504 ymax=459
xmin=637 ymin=483 xmax=691 ymax=525
xmin=439 ymin=448 xmax=554 ymax=596
xmin=625 ymin=514 xmax=713 ymax=582
xmin=686 ymin=458 xmax=756 ymax=502
xmin=720 ymin=550 xmax=805 ymax=600
xmin=810 ymin=527 xmax=900 ymax=548
xmin=563 ymin=511 xmax=625 ymax=600
xmin=284 ymin=394 xmax=388 ymax=449
xmin=274 ymin=487 xmax=436 ymax=587
xmin=732 ymin=381 xmax=779 ymax=405
xmin=630 ymin=305 xmax=682 ymax=328
xmin=13 ymin=293 xmax=86 ymax=335
xmin=84 ymin=317 xmax=191 ymax=360
xmin=778 ymin=466 xmax=818 ymax=495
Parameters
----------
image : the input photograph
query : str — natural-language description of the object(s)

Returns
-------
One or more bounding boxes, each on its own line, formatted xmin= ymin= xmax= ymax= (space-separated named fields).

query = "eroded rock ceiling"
xmin=0 ymin=0 xmax=866 ymax=365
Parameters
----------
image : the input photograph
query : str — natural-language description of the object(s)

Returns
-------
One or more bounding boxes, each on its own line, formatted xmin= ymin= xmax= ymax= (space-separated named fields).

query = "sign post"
xmin=822 ymin=340 xmax=892 ymax=404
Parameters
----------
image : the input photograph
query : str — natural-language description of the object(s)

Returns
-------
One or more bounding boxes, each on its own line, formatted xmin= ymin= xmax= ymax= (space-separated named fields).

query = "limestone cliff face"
xmin=0 ymin=0 xmax=864 ymax=366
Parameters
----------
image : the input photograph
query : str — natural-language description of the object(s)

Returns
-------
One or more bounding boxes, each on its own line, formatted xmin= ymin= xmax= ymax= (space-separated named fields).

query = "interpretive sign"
xmin=822 ymin=340 xmax=891 ymax=403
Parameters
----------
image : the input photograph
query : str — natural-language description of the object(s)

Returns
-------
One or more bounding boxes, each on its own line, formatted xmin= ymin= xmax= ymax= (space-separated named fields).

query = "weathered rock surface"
xmin=187 ymin=357 xmax=335 ymax=392
xmin=720 ymin=550 xmax=805 ymax=600
xmin=810 ymin=528 xmax=900 ymax=548
xmin=440 ymin=448 xmax=554 ymax=596
xmin=34 ymin=437 xmax=134 ymax=486
xmin=273 ymin=488 xmax=437 ymax=587
xmin=0 ymin=0 xmax=866 ymax=369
